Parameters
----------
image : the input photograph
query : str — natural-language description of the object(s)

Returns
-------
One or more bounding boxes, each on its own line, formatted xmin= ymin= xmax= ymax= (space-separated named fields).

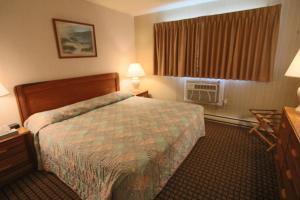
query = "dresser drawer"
xmin=0 ymin=128 xmax=34 ymax=186
xmin=286 ymin=150 xmax=300 ymax=197
xmin=0 ymin=136 xmax=25 ymax=152
xmin=289 ymin=132 xmax=300 ymax=169
xmin=0 ymin=141 xmax=26 ymax=160
xmin=277 ymin=108 xmax=300 ymax=200
xmin=0 ymin=151 xmax=29 ymax=173
xmin=286 ymin=134 xmax=300 ymax=197
xmin=276 ymin=144 xmax=285 ymax=169
xmin=280 ymin=162 xmax=298 ymax=200
xmin=278 ymin=114 xmax=292 ymax=152
xmin=0 ymin=162 xmax=33 ymax=187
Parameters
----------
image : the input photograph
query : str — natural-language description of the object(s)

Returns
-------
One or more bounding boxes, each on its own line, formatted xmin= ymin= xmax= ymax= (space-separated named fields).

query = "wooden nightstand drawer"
xmin=0 ymin=135 xmax=24 ymax=151
xmin=0 ymin=141 xmax=26 ymax=160
xmin=0 ymin=127 xmax=34 ymax=186
xmin=0 ymin=163 xmax=33 ymax=187
xmin=0 ymin=151 xmax=29 ymax=173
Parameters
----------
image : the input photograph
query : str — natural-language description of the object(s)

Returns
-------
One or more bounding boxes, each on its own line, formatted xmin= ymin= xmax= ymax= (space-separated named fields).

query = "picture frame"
xmin=52 ymin=18 xmax=97 ymax=58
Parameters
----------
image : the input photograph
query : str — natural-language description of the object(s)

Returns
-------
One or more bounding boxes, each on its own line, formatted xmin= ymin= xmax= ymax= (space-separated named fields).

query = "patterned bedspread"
xmin=25 ymin=92 xmax=205 ymax=200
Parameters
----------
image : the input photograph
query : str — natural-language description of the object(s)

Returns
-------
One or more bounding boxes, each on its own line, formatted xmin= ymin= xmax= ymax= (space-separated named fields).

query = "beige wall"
xmin=135 ymin=0 xmax=300 ymax=120
xmin=0 ymin=0 xmax=135 ymax=125
xmin=1 ymin=0 xmax=300 ymax=126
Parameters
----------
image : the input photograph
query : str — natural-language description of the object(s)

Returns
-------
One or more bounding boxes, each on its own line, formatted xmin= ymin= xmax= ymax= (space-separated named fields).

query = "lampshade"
xmin=0 ymin=83 xmax=9 ymax=97
xmin=285 ymin=49 xmax=300 ymax=78
xmin=127 ymin=63 xmax=145 ymax=78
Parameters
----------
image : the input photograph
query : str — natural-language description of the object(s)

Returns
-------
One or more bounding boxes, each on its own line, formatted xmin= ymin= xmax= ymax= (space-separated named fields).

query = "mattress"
xmin=25 ymin=92 xmax=205 ymax=200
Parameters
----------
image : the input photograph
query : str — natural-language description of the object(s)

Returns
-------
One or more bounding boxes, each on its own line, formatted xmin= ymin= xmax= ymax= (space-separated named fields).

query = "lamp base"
xmin=131 ymin=77 xmax=140 ymax=89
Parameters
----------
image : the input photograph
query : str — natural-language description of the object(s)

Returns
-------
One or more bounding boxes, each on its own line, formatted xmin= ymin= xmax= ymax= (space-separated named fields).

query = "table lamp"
xmin=285 ymin=49 xmax=300 ymax=113
xmin=127 ymin=63 xmax=145 ymax=90
xmin=0 ymin=83 xmax=9 ymax=97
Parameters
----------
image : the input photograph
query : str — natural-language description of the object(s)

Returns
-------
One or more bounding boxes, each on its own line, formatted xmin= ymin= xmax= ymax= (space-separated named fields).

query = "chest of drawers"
xmin=0 ymin=128 xmax=34 ymax=186
xmin=275 ymin=107 xmax=300 ymax=199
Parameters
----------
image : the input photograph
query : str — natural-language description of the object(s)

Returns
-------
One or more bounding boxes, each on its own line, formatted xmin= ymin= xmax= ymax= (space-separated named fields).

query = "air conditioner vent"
xmin=184 ymin=79 xmax=224 ymax=106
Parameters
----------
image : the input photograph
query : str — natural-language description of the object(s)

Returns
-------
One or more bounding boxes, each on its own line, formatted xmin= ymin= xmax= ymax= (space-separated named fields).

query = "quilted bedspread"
xmin=25 ymin=92 xmax=205 ymax=200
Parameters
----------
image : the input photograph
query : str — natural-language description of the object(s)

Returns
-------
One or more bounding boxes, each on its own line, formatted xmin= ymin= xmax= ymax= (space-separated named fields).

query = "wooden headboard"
xmin=14 ymin=73 xmax=120 ymax=124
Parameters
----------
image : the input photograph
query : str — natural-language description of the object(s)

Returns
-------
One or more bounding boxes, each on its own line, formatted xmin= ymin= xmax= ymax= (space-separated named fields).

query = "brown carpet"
xmin=0 ymin=121 xmax=279 ymax=200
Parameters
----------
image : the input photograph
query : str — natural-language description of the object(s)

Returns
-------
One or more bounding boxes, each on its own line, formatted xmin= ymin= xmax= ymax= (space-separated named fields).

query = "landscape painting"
xmin=53 ymin=19 xmax=97 ymax=58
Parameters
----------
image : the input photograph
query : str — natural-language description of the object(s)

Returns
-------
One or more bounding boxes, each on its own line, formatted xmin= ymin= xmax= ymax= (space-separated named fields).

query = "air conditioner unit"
xmin=184 ymin=79 xmax=224 ymax=106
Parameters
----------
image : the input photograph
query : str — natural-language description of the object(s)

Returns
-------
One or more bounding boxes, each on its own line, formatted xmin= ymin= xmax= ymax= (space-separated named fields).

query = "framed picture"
xmin=52 ymin=18 xmax=97 ymax=58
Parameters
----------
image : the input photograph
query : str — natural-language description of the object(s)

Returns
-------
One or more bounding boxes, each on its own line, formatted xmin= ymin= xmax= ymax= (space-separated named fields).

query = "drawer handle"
xmin=281 ymin=188 xmax=287 ymax=199
xmin=291 ymin=149 xmax=298 ymax=158
xmin=0 ymin=164 xmax=12 ymax=172
xmin=286 ymin=169 xmax=293 ymax=180
xmin=281 ymin=123 xmax=286 ymax=128
xmin=0 ymin=149 xmax=8 ymax=154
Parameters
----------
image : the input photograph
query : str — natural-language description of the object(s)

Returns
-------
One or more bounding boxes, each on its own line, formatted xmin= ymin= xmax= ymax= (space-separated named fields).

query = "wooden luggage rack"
xmin=249 ymin=109 xmax=281 ymax=151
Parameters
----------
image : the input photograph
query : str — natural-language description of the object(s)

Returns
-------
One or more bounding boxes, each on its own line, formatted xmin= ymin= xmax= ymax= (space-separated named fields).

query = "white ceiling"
xmin=85 ymin=0 xmax=217 ymax=16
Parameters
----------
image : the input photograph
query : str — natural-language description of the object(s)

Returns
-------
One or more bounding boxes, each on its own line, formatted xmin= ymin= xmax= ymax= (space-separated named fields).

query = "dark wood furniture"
xmin=14 ymin=73 xmax=119 ymax=124
xmin=275 ymin=107 xmax=300 ymax=199
xmin=0 ymin=128 xmax=34 ymax=186
xmin=132 ymin=90 xmax=149 ymax=97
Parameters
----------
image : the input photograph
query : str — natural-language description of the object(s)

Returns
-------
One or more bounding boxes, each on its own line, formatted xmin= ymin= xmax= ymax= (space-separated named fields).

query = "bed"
xmin=14 ymin=73 xmax=205 ymax=200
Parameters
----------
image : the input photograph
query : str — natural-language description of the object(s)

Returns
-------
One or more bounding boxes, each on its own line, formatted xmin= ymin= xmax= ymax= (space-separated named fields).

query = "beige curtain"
xmin=153 ymin=5 xmax=281 ymax=81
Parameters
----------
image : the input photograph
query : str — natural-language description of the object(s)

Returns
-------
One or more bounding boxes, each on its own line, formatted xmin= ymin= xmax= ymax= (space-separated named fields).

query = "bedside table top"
xmin=131 ymin=89 xmax=148 ymax=96
xmin=0 ymin=127 xmax=30 ymax=143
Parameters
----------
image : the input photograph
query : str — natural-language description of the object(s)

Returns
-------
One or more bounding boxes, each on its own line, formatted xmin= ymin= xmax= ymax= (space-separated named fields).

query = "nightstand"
xmin=0 ymin=127 xmax=35 ymax=186
xmin=132 ymin=90 xmax=149 ymax=97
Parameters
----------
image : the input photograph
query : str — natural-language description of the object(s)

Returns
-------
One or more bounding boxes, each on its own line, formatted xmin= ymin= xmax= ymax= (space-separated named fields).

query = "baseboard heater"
xmin=204 ymin=113 xmax=257 ymax=128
